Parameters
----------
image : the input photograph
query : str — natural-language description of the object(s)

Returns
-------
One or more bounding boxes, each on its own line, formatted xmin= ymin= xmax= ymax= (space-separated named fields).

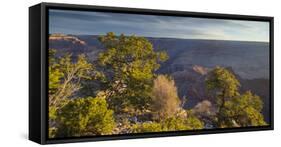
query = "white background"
xmin=0 ymin=0 xmax=279 ymax=146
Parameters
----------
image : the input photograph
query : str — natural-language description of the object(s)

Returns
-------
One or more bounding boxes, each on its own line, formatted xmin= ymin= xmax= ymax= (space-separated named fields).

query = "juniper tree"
xmin=97 ymin=32 xmax=168 ymax=113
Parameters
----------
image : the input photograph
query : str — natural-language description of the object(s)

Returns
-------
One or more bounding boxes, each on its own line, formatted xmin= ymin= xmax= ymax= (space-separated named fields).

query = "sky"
xmin=49 ymin=9 xmax=269 ymax=42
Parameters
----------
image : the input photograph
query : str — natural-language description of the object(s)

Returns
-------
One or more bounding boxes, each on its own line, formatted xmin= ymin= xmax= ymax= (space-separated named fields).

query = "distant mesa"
xmin=49 ymin=33 xmax=86 ymax=45
xmin=49 ymin=34 xmax=269 ymax=80
xmin=192 ymin=65 xmax=209 ymax=75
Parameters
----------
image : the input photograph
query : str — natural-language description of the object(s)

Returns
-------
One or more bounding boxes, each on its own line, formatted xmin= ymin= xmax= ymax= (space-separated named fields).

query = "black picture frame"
xmin=29 ymin=2 xmax=274 ymax=144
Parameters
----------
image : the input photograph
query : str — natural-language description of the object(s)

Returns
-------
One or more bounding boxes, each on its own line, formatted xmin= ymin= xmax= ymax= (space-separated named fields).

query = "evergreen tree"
xmin=222 ymin=91 xmax=267 ymax=127
xmin=206 ymin=66 xmax=266 ymax=127
xmin=97 ymin=32 xmax=168 ymax=113
xmin=48 ymin=49 xmax=94 ymax=138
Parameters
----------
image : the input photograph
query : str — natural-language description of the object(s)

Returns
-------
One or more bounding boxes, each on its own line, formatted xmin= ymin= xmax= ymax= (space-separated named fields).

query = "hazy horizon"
xmin=49 ymin=9 xmax=270 ymax=42
xmin=49 ymin=33 xmax=270 ymax=43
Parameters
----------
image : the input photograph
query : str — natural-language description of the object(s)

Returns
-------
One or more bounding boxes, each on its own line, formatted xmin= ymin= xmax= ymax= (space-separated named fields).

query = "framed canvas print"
xmin=29 ymin=2 xmax=274 ymax=144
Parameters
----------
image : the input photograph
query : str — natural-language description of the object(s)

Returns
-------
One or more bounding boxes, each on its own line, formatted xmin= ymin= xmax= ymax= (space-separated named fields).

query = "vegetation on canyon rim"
xmin=48 ymin=32 xmax=267 ymax=138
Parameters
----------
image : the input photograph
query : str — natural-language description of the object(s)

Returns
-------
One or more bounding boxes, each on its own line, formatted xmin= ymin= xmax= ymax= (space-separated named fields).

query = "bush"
xmin=132 ymin=122 xmax=163 ymax=133
xmin=132 ymin=112 xmax=203 ymax=133
xmin=151 ymin=75 xmax=180 ymax=120
xmin=222 ymin=91 xmax=267 ymax=127
xmin=184 ymin=111 xmax=205 ymax=129
xmin=162 ymin=113 xmax=203 ymax=131
xmin=55 ymin=97 xmax=115 ymax=137
xmin=48 ymin=127 xmax=57 ymax=139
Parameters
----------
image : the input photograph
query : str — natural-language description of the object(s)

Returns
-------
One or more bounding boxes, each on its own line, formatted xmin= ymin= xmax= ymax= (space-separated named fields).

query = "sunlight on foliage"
xmin=222 ymin=91 xmax=267 ymax=127
xmin=132 ymin=112 xmax=203 ymax=133
xmin=48 ymin=49 xmax=93 ymax=120
xmin=206 ymin=67 xmax=266 ymax=127
xmin=55 ymin=97 xmax=115 ymax=137
xmin=98 ymin=32 xmax=168 ymax=113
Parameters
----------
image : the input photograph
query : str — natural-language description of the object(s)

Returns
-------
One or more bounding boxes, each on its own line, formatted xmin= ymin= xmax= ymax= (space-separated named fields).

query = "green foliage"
xmin=151 ymin=75 xmax=180 ymax=119
xmin=97 ymin=32 xmax=168 ymax=112
xmin=48 ymin=49 xmax=63 ymax=93
xmin=162 ymin=111 xmax=204 ymax=131
xmin=49 ymin=106 xmax=57 ymax=120
xmin=206 ymin=66 xmax=240 ymax=126
xmin=48 ymin=49 xmax=93 ymax=120
xmin=132 ymin=112 xmax=203 ymax=133
xmin=48 ymin=127 xmax=57 ymax=139
xmin=206 ymin=66 xmax=240 ymax=99
xmin=221 ymin=91 xmax=267 ymax=127
xmin=184 ymin=110 xmax=205 ymax=129
xmin=55 ymin=97 xmax=115 ymax=137
xmin=58 ymin=54 xmax=93 ymax=80
xmin=206 ymin=67 xmax=266 ymax=127
xmin=132 ymin=122 xmax=163 ymax=133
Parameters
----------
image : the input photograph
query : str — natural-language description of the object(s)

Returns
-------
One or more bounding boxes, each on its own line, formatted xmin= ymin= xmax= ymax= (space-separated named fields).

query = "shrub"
xmin=222 ymin=91 xmax=267 ymax=127
xmin=132 ymin=122 xmax=163 ymax=133
xmin=151 ymin=75 xmax=180 ymax=119
xmin=162 ymin=113 xmax=204 ymax=131
xmin=132 ymin=112 xmax=203 ymax=133
xmin=55 ymin=97 xmax=115 ymax=137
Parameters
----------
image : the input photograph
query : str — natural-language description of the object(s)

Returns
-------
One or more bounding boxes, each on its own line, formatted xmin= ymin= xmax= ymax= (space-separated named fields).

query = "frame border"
xmin=30 ymin=2 xmax=274 ymax=144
